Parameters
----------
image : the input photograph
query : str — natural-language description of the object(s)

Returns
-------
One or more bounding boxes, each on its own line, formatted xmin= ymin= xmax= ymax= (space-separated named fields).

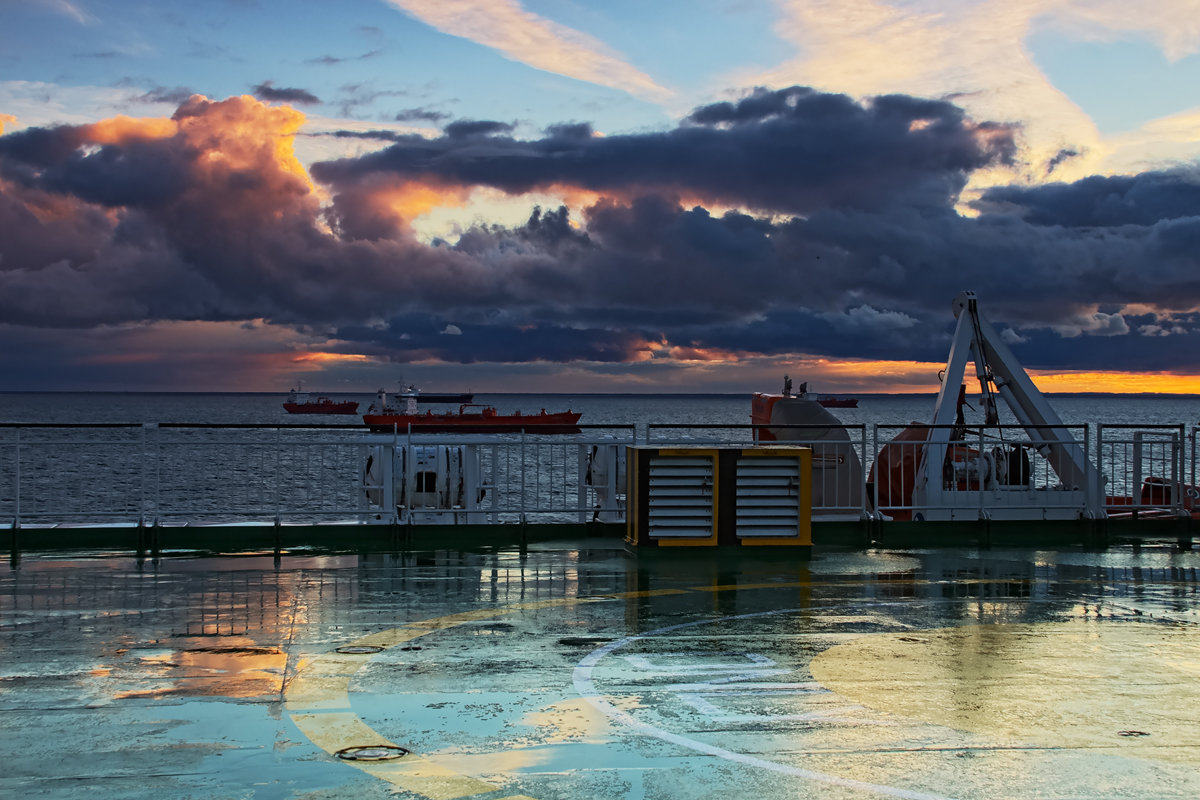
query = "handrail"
xmin=1 ymin=420 xmax=1195 ymax=529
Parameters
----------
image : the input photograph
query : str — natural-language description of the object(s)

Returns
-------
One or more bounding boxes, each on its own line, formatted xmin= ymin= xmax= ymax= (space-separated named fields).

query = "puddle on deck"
xmin=2 ymin=543 xmax=1199 ymax=799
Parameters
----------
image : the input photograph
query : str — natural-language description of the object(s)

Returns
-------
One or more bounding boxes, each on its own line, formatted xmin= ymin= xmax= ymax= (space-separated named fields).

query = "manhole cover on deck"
xmin=335 ymin=744 xmax=409 ymax=761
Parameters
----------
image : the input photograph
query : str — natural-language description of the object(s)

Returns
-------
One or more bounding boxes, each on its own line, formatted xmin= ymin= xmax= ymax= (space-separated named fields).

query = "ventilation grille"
xmin=647 ymin=455 xmax=714 ymax=538
xmin=735 ymin=455 xmax=801 ymax=537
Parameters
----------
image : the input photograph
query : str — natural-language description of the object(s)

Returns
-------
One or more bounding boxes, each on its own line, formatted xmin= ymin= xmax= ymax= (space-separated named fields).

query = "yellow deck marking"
xmin=288 ymin=578 xmax=1200 ymax=798
xmin=811 ymin=621 xmax=1200 ymax=765
xmin=286 ymin=595 xmax=624 ymax=799
xmin=285 ymin=587 xmax=743 ymax=797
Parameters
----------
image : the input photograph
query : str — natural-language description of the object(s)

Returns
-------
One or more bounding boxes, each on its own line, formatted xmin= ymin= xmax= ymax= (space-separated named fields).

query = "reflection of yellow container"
xmin=625 ymin=447 xmax=812 ymax=548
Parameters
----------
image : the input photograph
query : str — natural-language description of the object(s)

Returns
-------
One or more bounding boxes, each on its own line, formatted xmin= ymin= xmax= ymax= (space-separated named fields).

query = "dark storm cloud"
xmin=543 ymin=123 xmax=594 ymax=140
xmin=0 ymin=124 xmax=89 ymax=170
xmin=252 ymin=81 xmax=321 ymax=105
xmin=395 ymin=107 xmax=450 ymax=124
xmin=313 ymin=86 xmax=1016 ymax=214
xmin=318 ymin=129 xmax=410 ymax=143
xmin=336 ymin=313 xmax=649 ymax=363
xmin=685 ymin=85 xmax=817 ymax=124
xmin=977 ymin=169 xmax=1200 ymax=227
xmin=443 ymin=119 xmax=517 ymax=138
xmin=1045 ymin=148 xmax=1081 ymax=176
xmin=2 ymin=88 xmax=1199 ymax=378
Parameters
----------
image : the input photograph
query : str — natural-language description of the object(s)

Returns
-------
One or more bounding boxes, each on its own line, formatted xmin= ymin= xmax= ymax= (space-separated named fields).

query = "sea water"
xmin=2 ymin=392 xmax=1198 ymax=524
xmin=2 ymin=391 xmax=1198 ymax=428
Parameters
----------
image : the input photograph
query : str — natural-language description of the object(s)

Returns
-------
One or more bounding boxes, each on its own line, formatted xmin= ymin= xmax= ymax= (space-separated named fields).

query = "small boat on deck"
xmin=283 ymin=386 xmax=359 ymax=415
xmin=363 ymin=388 xmax=581 ymax=433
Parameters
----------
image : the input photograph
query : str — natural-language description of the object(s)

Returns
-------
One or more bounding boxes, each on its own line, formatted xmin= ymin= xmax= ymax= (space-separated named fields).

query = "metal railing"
xmin=1 ymin=420 xmax=1196 ymax=529
xmin=869 ymin=423 xmax=1098 ymax=521
xmin=1099 ymin=424 xmax=1190 ymax=519
xmin=0 ymin=422 xmax=639 ymax=528
xmin=361 ymin=426 xmax=636 ymax=525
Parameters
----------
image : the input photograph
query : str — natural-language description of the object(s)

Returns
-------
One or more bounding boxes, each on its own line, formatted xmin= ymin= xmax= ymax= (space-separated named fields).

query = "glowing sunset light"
xmin=755 ymin=359 xmax=1200 ymax=396
xmin=378 ymin=180 xmax=471 ymax=229
xmin=666 ymin=345 xmax=751 ymax=362
xmin=86 ymin=115 xmax=177 ymax=143
xmin=1027 ymin=371 xmax=1200 ymax=395
xmin=4 ymin=3 xmax=1200 ymax=394
xmin=290 ymin=352 xmax=372 ymax=366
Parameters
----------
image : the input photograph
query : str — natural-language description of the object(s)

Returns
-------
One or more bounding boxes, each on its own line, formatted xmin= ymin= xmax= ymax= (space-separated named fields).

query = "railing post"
xmin=1191 ymin=426 xmax=1198 ymax=489
xmin=398 ymin=423 xmax=407 ymax=527
xmin=978 ymin=425 xmax=986 ymax=518
xmin=859 ymin=424 xmax=868 ymax=520
xmin=274 ymin=426 xmax=282 ymax=523
xmin=1083 ymin=424 xmax=1094 ymax=517
xmin=520 ymin=427 xmax=527 ymax=521
xmin=577 ymin=443 xmax=588 ymax=524
xmin=1175 ymin=424 xmax=1185 ymax=516
xmin=143 ymin=423 xmax=160 ymax=526
xmin=873 ymin=423 xmax=883 ymax=519
xmin=1133 ymin=431 xmax=1144 ymax=513
xmin=13 ymin=427 xmax=20 ymax=529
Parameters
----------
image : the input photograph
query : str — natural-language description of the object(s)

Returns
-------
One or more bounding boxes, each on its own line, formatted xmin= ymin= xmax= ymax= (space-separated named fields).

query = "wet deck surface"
xmin=3 ymin=541 xmax=1200 ymax=799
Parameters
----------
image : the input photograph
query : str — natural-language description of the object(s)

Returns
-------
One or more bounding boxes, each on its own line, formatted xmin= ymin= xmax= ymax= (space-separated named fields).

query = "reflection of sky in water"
xmin=115 ymin=637 xmax=287 ymax=700
xmin=812 ymin=621 xmax=1200 ymax=764
xmin=4 ymin=545 xmax=1200 ymax=800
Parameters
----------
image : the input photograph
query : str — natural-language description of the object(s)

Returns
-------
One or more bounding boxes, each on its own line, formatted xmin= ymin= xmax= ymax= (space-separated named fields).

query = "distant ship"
xmin=400 ymin=384 xmax=474 ymax=404
xmin=815 ymin=395 xmax=858 ymax=408
xmin=777 ymin=376 xmax=858 ymax=408
xmin=283 ymin=385 xmax=359 ymax=415
xmin=364 ymin=387 xmax=580 ymax=433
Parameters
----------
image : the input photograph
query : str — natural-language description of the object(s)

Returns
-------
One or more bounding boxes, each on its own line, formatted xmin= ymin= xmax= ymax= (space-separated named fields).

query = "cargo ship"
xmin=363 ymin=387 xmax=580 ymax=433
xmin=283 ymin=385 xmax=359 ymax=415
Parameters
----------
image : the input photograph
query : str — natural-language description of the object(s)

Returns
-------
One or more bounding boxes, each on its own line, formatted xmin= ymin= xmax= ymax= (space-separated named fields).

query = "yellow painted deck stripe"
xmin=286 ymin=595 xmax=620 ymax=799
xmin=287 ymin=576 xmax=1195 ymax=798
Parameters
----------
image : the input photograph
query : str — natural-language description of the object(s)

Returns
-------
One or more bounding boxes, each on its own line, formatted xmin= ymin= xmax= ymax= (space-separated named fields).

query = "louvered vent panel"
xmin=647 ymin=455 xmax=714 ymax=538
xmin=736 ymin=455 xmax=801 ymax=537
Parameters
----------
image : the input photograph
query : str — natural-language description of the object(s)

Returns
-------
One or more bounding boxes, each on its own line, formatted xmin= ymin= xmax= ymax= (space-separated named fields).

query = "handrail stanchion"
xmin=274 ymin=426 xmax=282 ymax=525
xmin=520 ymin=427 xmax=527 ymax=524
xmin=13 ymin=428 xmax=20 ymax=529
xmin=396 ymin=422 xmax=405 ymax=527
xmin=978 ymin=425 xmax=985 ymax=518
xmin=858 ymin=424 xmax=867 ymax=520
xmin=1185 ymin=424 xmax=1195 ymax=494
xmin=1083 ymin=424 xmax=1093 ymax=516
xmin=1176 ymin=423 xmax=1186 ymax=516
xmin=152 ymin=424 xmax=160 ymax=526
xmin=870 ymin=423 xmax=879 ymax=520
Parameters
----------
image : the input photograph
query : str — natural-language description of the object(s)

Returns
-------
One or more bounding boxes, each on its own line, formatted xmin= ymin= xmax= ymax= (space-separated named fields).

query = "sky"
xmin=3 ymin=0 xmax=1200 ymax=395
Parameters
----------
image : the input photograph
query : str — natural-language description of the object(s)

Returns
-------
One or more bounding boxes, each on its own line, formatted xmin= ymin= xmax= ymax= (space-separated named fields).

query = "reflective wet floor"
xmin=3 ymin=541 xmax=1199 ymax=799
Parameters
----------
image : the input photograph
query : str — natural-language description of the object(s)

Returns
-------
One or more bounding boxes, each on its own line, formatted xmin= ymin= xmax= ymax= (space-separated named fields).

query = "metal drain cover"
xmin=335 ymin=744 xmax=409 ymax=761
xmin=335 ymin=645 xmax=384 ymax=655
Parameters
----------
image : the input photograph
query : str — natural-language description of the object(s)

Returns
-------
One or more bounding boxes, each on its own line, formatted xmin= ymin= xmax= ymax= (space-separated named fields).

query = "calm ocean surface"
xmin=2 ymin=391 xmax=1198 ymax=430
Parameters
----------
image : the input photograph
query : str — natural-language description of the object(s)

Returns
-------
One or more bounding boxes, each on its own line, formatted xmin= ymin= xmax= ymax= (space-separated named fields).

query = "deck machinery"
xmin=908 ymin=291 xmax=1106 ymax=521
